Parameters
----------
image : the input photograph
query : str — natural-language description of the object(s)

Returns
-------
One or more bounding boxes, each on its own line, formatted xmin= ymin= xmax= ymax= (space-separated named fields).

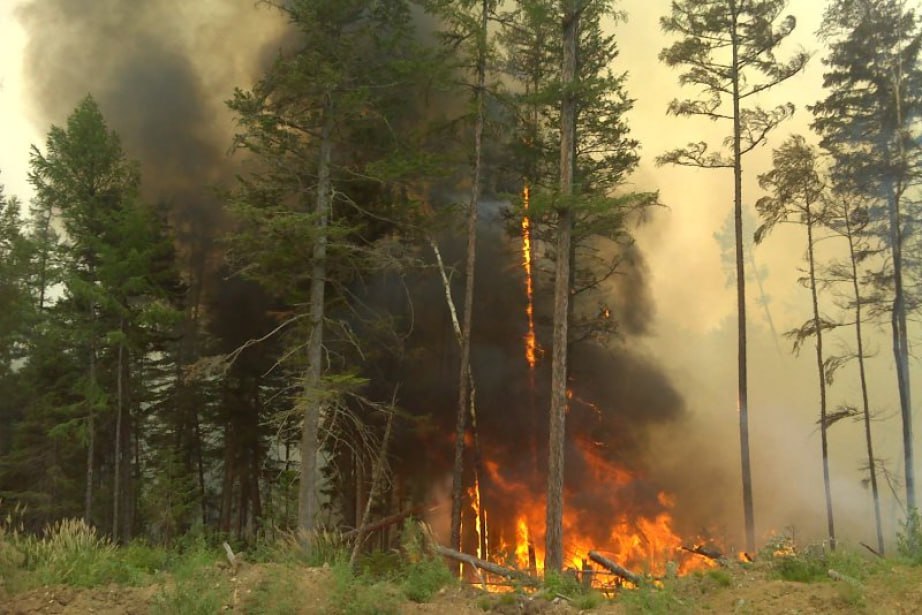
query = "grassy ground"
xmin=3 ymin=520 xmax=922 ymax=614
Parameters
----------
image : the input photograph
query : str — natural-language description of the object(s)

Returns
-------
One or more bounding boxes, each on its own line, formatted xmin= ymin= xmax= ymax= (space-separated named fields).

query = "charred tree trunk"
xmin=806 ymin=201 xmax=836 ymax=549
xmin=546 ymin=0 xmax=579 ymax=574
xmin=298 ymin=103 xmax=333 ymax=538
xmin=730 ymin=1 xmax=755 ymax=553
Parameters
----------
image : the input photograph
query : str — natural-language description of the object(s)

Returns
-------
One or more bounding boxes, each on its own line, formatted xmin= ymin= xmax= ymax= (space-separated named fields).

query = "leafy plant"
xmin=898 ymin=508 xmax=922 ymax=564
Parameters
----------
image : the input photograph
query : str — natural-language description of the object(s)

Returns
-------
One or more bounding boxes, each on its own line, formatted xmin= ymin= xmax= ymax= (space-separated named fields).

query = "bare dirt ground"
xmin=3 ymin=558 xmax=922 ymax=614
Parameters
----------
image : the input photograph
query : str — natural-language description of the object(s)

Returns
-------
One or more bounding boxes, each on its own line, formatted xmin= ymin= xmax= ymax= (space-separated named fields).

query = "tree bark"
xmin=298 ymin=102 xmax=333 ymax=539
xmin=546 ymin=0 xmax=579 ymax=574
xmin=84 ymin=304 xmax=97 ymax=524
xmin=112 ymin=321 xmax=125 ymax=541
xmin=806 ymin=201 xmax=835 ymax=549
xmin=844 ymin=204 xmax=884 ymax=553
xmin=450 ymin=0 xmax=489 ymax=556
xmin=730 ymin=0 xmax=755 ymax=553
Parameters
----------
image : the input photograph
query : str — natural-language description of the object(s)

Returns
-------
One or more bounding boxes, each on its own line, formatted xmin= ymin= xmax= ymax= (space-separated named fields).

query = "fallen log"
xmin=342 ymin=505 xmax=428 ymax=540
xmin=588 ymin=550 xmax=642 ymax=586
xmin=681 ymin=544 xmax=728 ymax=565
xmin=434 ymin=545 xmax=541 ymax=586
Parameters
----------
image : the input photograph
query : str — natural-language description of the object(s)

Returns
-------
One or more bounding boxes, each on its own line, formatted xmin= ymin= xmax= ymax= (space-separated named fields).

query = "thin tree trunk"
xmin=450 ymin=0 xmax=489 ymax=556
xmin=298 ymin=103 xmax=333 ymax=538
xmin=844 ymin=204 xmax=884 ymax=553
xmin=806 ymin=202 xmax=835 ymax=549
xmin=888 ymin=62 xmax=914 ymax=511
xmin=112 ymin=320 xmax=125 ymax=541
xmin=351 ymin=408 xmax=395 ymax=566
xmin=84 ymin=305 xmax=97 ymax=524
xmin=730 ymin=1 xmax=755 ymax=553
xmin=546 ymin=0 xmax=579 ymax=574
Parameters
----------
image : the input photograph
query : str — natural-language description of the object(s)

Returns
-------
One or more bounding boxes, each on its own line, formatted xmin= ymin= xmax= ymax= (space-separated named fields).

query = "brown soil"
xmin=2 ymin=560 xmax=922 ymax=614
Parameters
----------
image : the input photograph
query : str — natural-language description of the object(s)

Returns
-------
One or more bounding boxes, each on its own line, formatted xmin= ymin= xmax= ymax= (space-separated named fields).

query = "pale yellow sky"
xmin=0 ymin=0 xmax=917 ymax=547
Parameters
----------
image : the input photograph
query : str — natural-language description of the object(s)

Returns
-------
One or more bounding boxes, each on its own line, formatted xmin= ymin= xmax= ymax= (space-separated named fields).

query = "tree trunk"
xmin=112 ymin=322 xmax=125 ymax=541
xmin=730 ymin=1 xmax=755 ymax=553
xmin=546 ymin=0 xmax=579 ymax=574
xmin=806 ymin=202 xmax=835 ymax=549
xmin=844 ymin=204 xmax=884 ymax=553
xmin=351 ymin=408 xmax=395 ymax=566
xmin=450 ymin=0 xmax=489 ymax=556
xmin=298 ymin=103 xmax=333 ymax=538
xmin=84 ymin=305 xmax=97 ymax=524
xmin=888 ymin=185 xmax=913 ymax=511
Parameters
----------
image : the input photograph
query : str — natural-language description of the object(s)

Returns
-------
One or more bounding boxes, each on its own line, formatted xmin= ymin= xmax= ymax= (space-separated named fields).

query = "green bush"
xmin=401 ymin=556 xmax=454 ymax=602
xmin=773 ymin=552 xmax=827 ymax=583
xmin=329 ymin=557 xmax=401 ymax=615
xmin=898 ymin=508 xmax=922 ymax=564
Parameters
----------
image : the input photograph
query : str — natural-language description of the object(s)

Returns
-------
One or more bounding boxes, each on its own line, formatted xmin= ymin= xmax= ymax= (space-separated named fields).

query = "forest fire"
xmin=441 ymin=188 xmax=718 ymax=589
xmin=456 ymin=443 xmax=717 ymax=587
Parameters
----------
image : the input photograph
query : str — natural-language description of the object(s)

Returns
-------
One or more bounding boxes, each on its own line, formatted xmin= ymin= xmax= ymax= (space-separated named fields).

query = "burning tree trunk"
xmin=545 ymin=0 xmax=580 ymax=574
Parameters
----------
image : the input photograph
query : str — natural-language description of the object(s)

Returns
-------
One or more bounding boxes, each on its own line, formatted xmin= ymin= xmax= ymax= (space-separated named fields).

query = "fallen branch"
xmin=342 ymin=506 xmax=428 ymax=540
xmin=681 ymin=544 xmax=728 ymax=566
xmin=434 ymin=545 xmax=541 ymax=586
xmin=350 ymin=406 xmax=397 ymax=566
xmin=588 ymin=550 xmax=642 ymax=586
xmin=860 ymin=542 xmax=883 ymax=559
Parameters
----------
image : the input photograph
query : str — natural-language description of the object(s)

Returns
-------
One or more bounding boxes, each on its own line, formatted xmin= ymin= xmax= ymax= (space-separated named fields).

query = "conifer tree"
xmin=659 ymin=0 xmax=808 ymax=552
xmin=812 ymin=0 xmax=922 ymax=512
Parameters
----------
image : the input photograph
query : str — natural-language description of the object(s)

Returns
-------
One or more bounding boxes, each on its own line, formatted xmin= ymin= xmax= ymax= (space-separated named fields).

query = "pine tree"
xmin=811 ymin=0 xmax=922 ymax=512
xmin=755 ymin=135 xmax=837 ymax=549
xmin=659 ymin=0 xmax=808 ymax=552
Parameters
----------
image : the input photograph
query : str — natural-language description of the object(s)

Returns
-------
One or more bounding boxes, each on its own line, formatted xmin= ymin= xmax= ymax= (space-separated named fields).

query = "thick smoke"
xmin=17 ymin=0 xmax=286 ymax=304
xmin=362 ymin=202 xmax=694 ymax=553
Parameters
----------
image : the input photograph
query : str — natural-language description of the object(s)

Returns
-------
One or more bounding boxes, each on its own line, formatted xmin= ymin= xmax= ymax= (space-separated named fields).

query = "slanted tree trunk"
xmin=805 ymin=201 xmax=835 ymax=549
xmin=298 ymin=103 xmax=333 ymax=539
xmin=729 ymin=1 xmax=755 ymax=553
xmin=450 ymin=0 xmax=489 ymax=556
xmin=546 ymin=0 xmax=579 ymax=574
xmin=843 ymin=203 xmax=884 ymax=553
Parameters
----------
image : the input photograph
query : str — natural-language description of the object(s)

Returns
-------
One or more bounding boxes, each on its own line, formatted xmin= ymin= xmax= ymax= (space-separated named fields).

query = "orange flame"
xmin=522 ymin=184 xmax=538 ymax=369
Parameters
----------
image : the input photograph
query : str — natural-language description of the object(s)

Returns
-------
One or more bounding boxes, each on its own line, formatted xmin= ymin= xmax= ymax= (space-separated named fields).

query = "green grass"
xmin=245 ymin=565 xmax=301 ymax=615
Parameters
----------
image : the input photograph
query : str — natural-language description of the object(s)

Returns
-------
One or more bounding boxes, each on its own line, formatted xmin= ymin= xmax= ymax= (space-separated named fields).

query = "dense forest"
xmin=0 ymin=0 xmax=920 ymax=579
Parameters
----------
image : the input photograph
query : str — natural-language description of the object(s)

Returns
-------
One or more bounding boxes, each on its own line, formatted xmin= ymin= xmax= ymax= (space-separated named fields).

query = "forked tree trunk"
xmin=546 ymin=0 xmax=579 ymax=574
xmin=806 ymin=202 xmax=835 ymax=549
xmin=298 ymin=104 xmax=333 ymax=540
xmin=450 ymin=0 xmax=489 ymax=556
xmin=730 ymin=0 xmax=755 ymax=553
